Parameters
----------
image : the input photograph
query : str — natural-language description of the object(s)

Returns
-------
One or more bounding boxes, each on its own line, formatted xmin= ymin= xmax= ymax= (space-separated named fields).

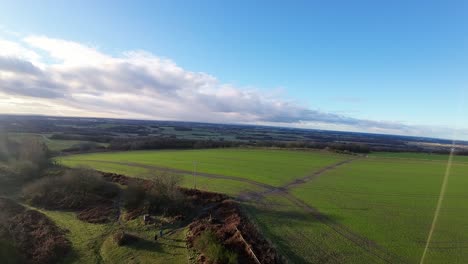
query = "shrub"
xmin=194 ymin=230 xmax=238 ymax=264
xmin=123 ymin=181 xmax=147 ymax=210
xmin=22 ymin=168 xmax=119 ymax=209
xmin=146 ymin=173 xmax=186 ymax=215
xmin=0 ymin=135 xmax=54 ymax=196
xmin=122 ymin=172 xmax=187 ymax=215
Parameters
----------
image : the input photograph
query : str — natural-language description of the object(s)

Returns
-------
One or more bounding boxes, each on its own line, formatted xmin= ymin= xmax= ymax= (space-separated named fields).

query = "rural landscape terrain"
xmin=1 ymin=1 xmax=466 ymax=263
xmin=1 ymin=115 xmax=467 ymax=263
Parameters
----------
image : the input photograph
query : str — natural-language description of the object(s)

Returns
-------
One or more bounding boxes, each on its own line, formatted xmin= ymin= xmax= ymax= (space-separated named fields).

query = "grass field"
xmin=59 ymin=149 xmax=468 ymax=263
xmin=369 ymin=152 xmax=468 ymax=163
xmin=292 ymin=157 xmax=468 ymax=263
xmin=59 ymin=148 xmax=346 ymax=187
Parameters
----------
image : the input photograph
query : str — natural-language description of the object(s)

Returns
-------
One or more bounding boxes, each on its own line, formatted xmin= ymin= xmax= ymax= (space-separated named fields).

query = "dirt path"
xmin=72 ymin=158 xmax=406 ymax=263
xmin=246 ymin=158 xmax=358 ymax=198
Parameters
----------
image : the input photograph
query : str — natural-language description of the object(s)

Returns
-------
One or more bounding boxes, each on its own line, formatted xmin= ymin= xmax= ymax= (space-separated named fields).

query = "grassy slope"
xmin=59 ymin=148 xmax=346 ymax=186
xmin=292 ymin=157 xmax=468 ymax=263
xmin=30 ymin=207 xmax=188 ymax=264
xmin=100 ymin=218 xmax=188 ymax=264
xmin=32 ymin=208 xmax=110 ymax=264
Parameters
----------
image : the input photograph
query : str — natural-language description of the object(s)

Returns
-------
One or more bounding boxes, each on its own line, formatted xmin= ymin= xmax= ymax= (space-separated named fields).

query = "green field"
xmin=369 ymin=152 xmax=468 ymax=163
xmin=59 ymin=149 xmax=468 ymax=263
xmin=59 ymin=148 xmax=346 ymax=187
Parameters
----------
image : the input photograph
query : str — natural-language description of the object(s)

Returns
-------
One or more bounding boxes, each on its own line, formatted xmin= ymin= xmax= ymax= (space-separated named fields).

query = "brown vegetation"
xmin=100 ymin=171 xmax=282 ymax=263
xmin=188 ymin=200 xmax=283 ymax=264
xmin=22 ymin=168 xmax=119 ymax=223
xmin=0 ymin=197 xmax=71 ymax=264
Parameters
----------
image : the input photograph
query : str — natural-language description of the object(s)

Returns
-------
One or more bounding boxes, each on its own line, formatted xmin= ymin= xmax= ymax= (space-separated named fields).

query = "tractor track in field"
xmin=70 ymin=158 xmax=406 ymax=263
xmin=240 ymin=157 xmax=408 ymax=264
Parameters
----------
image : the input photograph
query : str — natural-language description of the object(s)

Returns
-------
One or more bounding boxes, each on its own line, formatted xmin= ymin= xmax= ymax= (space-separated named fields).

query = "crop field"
xmin=59 ymin=149 xmax=468 ymax=263
xmin=369 ymin=152 xmax=468 ymax=163
xmin=59 ymin=149 xmax=346 ymax=187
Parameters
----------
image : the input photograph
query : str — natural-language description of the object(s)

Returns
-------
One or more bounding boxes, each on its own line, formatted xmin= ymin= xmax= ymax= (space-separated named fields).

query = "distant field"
xmin=60 ymin=149 xmax=468 ymax=263
xmin=59 ymin=148 xmax=346 ymax=187
xmin=369 ymin=152 xmax=468 ymax=163
xmin=7 ymin=132 xmax=108 ymax=151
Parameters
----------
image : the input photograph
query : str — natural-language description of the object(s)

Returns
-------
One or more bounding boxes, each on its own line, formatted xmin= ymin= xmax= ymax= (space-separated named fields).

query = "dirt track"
xmin=70 ymin=158 xmax=407 ymax=263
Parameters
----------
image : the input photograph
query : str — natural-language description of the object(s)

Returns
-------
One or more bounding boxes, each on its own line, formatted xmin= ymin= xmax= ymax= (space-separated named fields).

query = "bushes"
xmin=109 ymin=137 xmax=240 ymax=151
xmin=123 ymin=173 xmax=187 ymax=215
xmin=147 ymin=173 xmax=186 ymax=215
xmin=0 ymin=136 xmax=52 ymax=195
xmin=22 ymin=168 xmax=119 ymax=210
xmin=194 ymin=230 xmax=238 ymax=264
xmin=123 ymin=181 xmax=147 ymax=210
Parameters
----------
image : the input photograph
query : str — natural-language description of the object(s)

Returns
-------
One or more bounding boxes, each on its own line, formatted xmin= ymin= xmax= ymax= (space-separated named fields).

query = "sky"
xmin=0 ymin=0 xmax=467 ymax=139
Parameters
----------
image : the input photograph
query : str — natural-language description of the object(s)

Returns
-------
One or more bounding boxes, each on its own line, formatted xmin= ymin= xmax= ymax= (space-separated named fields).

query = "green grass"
xmin=31 ymin=208 xmax=111 ymax=264
xmin=62 ymin=160 xmax=150 ymax=177
xmin=369 ymin=152 xmax=468 ymax=163
xmin=60 ymin=159 xmax=259 ymax=196
xmin=292 ymin=157 xmax=468 ymax=263
xmin=243 ymin=195 xmax=383 ymax=263
xmin=58 ymin=148 xmax=347 ymax=187
xmin=28 ymin=206 xmax=188 ymax=264
xmin=58 ymin=149 xmax=468 ymax=263
xmin=100 ymin=219 xmax=188 ymax=264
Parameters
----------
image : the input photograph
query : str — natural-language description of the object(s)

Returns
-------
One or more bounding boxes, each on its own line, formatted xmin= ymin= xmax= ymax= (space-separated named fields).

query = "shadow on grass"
xmin=163 ymin=237 xmax=185 ymax=243
xmin=242 ymin=202 xmax=345 ymax=223
xmin=125 ymin=237 xmax=164 ymax=253
xmin=241 ymin=203 xmax=346 ymax=264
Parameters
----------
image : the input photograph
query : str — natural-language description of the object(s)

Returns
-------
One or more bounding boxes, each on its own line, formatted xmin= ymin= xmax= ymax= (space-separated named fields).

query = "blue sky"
xmin=0 ymin=0 xmax=467 ymax=139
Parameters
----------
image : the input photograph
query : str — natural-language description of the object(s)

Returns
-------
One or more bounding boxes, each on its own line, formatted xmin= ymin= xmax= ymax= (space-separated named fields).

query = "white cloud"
xmin=0 ymin=34 xmax=465 ymax=139
xmin=0 ymin=39 xmax=41 ymax=63
xmin=23 ymin=36 xmax=109 ymax=66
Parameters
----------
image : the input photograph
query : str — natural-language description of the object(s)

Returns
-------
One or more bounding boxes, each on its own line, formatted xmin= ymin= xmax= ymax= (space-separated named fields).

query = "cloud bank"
xmin=0 ymin=34 xmax=465 ymax=139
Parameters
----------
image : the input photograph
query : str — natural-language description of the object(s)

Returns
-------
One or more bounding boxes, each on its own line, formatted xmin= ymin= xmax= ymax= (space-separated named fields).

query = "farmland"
xmin=59 ymin=149 xmax=347 ymax=187
xmin=58 ymin=148 xmax=468 ymax=263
